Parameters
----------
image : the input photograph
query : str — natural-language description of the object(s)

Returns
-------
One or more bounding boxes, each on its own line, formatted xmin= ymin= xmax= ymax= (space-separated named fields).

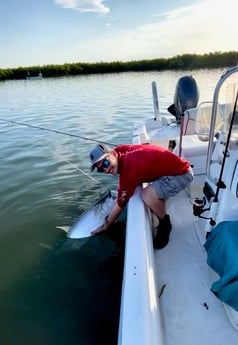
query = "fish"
xmin=57 ymin=189 xmax=117 ymax=239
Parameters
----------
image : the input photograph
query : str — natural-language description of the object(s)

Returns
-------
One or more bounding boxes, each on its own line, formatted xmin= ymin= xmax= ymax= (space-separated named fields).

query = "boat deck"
xmin=156 ymin=176 xmax=238 ymax=345
xmin=119 ymin=66 xmax=238 ymax=345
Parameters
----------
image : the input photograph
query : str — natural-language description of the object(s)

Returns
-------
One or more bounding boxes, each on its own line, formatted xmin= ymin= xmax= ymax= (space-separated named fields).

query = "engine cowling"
xmin=168 ymin=75 xmax=199 ymax=122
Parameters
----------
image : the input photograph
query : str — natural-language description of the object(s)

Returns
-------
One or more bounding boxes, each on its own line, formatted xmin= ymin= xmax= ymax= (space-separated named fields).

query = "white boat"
xmin=26 ymin=72 xmax=43 ymax=80
xmin=118 ymin=66 xmax=238 ymax=345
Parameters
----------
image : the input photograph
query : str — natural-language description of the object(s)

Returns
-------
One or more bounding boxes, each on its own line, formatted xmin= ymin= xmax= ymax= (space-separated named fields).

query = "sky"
xmin=0 ymin=0 xmax=238 ymax=68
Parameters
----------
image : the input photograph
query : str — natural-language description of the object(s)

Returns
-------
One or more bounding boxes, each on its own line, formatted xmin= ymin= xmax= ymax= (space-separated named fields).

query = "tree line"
xmin=0 ymin=51 xmax=238 ymax=81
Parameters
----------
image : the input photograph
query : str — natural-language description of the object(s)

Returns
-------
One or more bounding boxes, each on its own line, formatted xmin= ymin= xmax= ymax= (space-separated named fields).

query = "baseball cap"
xmin=90 ymin=144 xmax=111 ymax=171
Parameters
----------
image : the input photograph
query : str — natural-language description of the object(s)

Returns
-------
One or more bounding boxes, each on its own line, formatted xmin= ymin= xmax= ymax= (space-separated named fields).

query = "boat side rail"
xmin=118 ymin=186 xmax=164 ymax=345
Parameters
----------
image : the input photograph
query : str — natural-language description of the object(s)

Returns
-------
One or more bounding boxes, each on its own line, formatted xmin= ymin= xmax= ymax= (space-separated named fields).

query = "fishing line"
xmin=0 ymin=118 xmax=117 ymax=147
xmin=37 ymin=140 xmax=104 ymax=186
xmin=1 ymin=116 xmax=113 ymax=188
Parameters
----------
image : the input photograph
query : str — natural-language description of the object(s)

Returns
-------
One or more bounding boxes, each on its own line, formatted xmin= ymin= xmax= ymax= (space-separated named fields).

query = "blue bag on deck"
xmin=204 ymin=221 xmax=238 ymax=311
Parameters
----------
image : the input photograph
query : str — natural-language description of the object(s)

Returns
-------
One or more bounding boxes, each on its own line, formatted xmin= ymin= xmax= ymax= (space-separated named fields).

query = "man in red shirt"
xmin=90 ymin=143 xmax=193 ymax=249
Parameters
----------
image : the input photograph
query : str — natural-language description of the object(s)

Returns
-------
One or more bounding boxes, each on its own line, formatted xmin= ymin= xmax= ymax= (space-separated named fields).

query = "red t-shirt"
xmin=115 ymin=144 xmax=191 ymax=208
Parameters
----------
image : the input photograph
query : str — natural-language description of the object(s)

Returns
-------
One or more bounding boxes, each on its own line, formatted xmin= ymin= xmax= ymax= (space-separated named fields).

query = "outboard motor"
xmin=168 ymin=75 xmax=199 ymax=122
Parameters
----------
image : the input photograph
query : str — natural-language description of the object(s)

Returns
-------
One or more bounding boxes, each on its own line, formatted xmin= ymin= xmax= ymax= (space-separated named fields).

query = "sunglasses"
xmin=97 ymin=159 xmax=110 ymax=173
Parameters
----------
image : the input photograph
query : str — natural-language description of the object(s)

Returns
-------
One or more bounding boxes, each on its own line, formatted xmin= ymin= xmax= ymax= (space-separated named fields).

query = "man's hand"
xmin=91 ymin=216 xmax=109 ymax=235
xmin=90 ymin=202 xmax=123 ymax=235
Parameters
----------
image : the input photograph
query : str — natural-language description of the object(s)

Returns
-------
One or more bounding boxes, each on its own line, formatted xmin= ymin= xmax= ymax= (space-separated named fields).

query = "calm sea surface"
xmin=0 ymin=68 xmax=225 ymax=344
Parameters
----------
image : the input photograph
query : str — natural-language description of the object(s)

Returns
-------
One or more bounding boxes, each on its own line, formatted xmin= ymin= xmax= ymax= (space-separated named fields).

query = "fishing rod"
xmin=192 ymin=90 xmax=238 ymax=226
xmin=214 ymin=90 xmax=238 ymax=202
xmin=0 ymin=118 xmax=117 ymax=147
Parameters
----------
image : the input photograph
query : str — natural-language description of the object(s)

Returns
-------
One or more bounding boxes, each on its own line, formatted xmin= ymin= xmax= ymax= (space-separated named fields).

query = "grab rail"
xmin=206 ymin=66 xmax=238 ymax=182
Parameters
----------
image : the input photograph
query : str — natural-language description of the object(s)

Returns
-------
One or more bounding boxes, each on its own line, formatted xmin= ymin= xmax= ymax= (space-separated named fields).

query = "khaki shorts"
xmin=150 ymin=169 xmax=193 ymax=200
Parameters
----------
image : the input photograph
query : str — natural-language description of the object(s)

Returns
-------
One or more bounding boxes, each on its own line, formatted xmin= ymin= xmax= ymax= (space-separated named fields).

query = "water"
xmin=0 ymin=68 xmax=225 ymax=344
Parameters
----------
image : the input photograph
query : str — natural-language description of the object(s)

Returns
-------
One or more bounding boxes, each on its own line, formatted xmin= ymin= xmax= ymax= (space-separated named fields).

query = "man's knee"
xmin=141 ymin=186 xmax=150 ymax=204
xmin=141 ymin=186 xmax=158 ymax=206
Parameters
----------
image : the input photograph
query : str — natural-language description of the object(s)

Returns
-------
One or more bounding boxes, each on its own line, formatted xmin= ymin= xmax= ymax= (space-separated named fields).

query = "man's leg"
xmin=141 ymin=186 xmax=171 ymax=249
xmin=141 ymin=186 xmax=166 ymax=218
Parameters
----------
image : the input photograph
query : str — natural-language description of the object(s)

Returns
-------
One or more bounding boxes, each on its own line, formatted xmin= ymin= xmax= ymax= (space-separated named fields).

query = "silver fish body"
xmin=67 ymin=189 xmax=117 ymax=239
